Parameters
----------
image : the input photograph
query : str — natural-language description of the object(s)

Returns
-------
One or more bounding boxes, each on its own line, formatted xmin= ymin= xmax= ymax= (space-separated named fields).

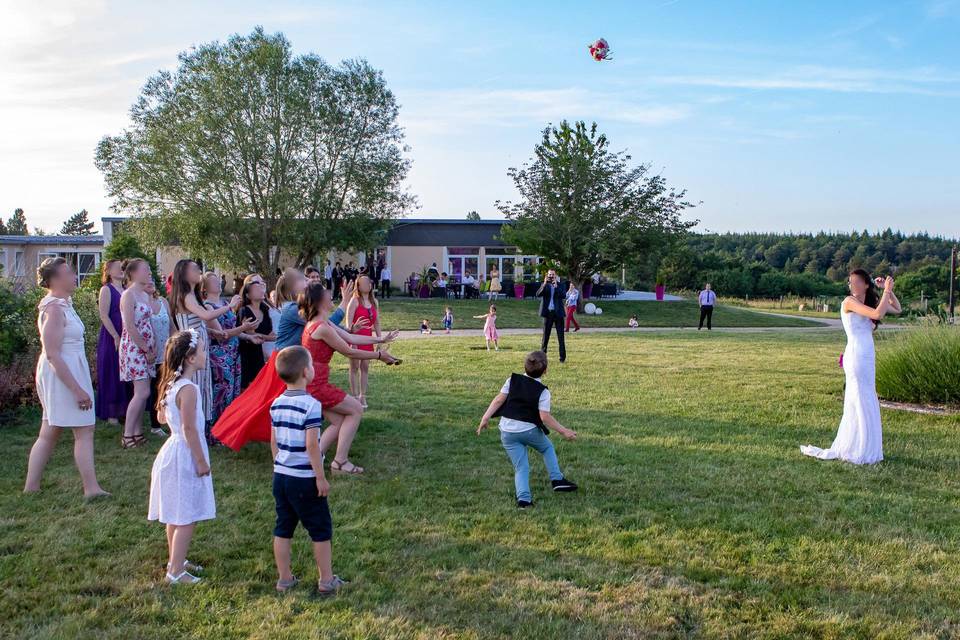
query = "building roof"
xmin=386 ymin=219 xmax=512 ymax=247
xmin=0 ymin=235 xmax=105 ymax=246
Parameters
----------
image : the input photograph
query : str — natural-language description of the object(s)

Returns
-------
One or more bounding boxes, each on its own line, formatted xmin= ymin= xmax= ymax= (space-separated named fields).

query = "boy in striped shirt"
xmin=270 ymin=346 xmax=346 ymax=596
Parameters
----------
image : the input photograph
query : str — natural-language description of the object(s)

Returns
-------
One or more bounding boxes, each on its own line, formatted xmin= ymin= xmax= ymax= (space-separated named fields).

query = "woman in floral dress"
xmin=202 ymin=272 xmax=249 ymax=422
xmin=119 ymin=259 xmax=156 ymax=448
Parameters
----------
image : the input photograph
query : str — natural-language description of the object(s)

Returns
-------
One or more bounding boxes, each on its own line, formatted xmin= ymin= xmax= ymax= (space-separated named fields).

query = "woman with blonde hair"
xmin=346 ymin=275 xmax=381 ymax=408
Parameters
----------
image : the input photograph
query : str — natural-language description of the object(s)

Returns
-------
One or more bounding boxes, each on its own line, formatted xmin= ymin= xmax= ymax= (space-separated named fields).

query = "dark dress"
xmin=95 ymin=283 xmax=129 ymax=420
xmin=238 ymin=302 xmax=272 ymax=389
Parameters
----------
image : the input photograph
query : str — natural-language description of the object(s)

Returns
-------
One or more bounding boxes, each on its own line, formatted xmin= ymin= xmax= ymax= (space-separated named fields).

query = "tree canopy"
xmin=497 ymin=120 xmax=694 ymax=289
xmin=5 ymin=209 xmax=28 ymax=236
xmin=60 ymin=209 xmax=97 ymax=236
xmin=96 ymin=27 xmax=413 ymax=278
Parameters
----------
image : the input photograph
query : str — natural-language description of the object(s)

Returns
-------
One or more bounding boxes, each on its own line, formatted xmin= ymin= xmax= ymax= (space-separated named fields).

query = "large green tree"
xmin=60 ymin=209 xmax=97 ymax=235
xmin=497 ymin=121 xmax=695 ymax=297
xmin=6 ymin=209 xmax=28 ymax=235
xmin=96 ymin=27 xmax=413 ymax=278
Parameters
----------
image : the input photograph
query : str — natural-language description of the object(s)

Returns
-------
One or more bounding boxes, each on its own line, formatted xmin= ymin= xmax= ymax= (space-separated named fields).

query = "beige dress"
xmin=35 ymin=295 xmax=95 ymax=427
xmin=489 ymin=269 xmax=502 ymax=293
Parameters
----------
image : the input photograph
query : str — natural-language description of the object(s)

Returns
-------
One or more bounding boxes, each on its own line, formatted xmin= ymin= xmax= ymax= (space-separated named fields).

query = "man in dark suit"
xmin=537 ymin=269 xmax=566 ymax=363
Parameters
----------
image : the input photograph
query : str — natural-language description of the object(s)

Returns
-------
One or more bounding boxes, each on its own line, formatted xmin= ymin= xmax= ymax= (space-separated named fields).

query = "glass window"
xmin=447 ymin=246 xmax=480 ymax=256
xmin=77 ymin=253 xmax=100 ymax=282
xmin=14 ymin=251 xmax=25 ymax=276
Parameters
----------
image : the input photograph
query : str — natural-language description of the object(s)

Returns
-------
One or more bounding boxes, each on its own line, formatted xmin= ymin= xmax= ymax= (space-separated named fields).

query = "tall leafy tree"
xmin=497 ymin=120 xmax=695 ymax=296
xmin=6 ymin=209 xmax=28 ymax=235
xmin=60 ymin=209 xmax=97 ymax=236
xmin=96 ymin=28 xmax=414 ymax=278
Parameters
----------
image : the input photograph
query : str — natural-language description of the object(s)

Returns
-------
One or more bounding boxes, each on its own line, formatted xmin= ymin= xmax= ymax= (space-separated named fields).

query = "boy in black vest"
xmin=477 ymin=350 xmax=578 ymax=508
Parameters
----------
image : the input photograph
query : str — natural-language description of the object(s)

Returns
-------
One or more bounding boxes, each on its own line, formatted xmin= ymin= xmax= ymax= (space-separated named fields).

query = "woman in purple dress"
xmin=96 ymin=259 xmax=129 ymax=423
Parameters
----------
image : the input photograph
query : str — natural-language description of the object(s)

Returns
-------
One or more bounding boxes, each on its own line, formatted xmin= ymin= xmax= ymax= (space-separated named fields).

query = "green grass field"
xmin=376 ymin=298 xmax=817 ymax=330
xmin=2 ymin=331 xmax=959 ymax=639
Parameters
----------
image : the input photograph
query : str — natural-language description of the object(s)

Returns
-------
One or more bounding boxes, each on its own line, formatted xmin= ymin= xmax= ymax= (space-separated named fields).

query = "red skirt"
xmin=211 ymin=351 xmax=287 ymax=450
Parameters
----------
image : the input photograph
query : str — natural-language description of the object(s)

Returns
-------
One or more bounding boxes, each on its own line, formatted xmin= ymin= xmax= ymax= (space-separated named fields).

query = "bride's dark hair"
xmin=850 ymin=268 xmax=880 ymax=327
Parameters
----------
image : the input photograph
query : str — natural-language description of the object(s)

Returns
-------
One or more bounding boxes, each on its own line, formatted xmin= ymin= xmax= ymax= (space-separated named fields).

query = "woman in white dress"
xmin=801 ymin=270 xmax=901 ymax=465
xmin=24 ymin=257 xmax=109 ymax=498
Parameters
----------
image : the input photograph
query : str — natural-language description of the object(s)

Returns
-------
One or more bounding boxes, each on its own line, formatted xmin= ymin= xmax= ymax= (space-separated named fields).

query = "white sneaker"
xmin=165 ymin=571 xmax=201 ymax=585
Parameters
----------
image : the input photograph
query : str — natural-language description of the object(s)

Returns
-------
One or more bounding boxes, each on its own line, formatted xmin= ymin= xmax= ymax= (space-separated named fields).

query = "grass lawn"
xmin=376 ymin=297 xmax=817 ymax=330
xmin=2 ymin=331 xmax=959 ymax=638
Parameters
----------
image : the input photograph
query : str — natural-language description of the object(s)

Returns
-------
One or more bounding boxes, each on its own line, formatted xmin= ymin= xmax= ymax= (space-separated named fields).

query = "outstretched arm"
xmin=539 ymin=411 xmax=577 ymax=440
xmin=312 ymin=323 xmax=398 ymax=362
xmin=477 ymin=393 xmax=507 ymax=434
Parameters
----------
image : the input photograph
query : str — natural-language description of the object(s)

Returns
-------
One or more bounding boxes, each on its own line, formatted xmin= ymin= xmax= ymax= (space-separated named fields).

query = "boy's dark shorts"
xmin=272 ymin=473 xmax=332 ymax=542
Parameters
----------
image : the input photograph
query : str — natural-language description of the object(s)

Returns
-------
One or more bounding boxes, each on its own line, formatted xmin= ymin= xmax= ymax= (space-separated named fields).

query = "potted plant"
xmin=416 ymin=265 xmax=434 ymax=298
xmin=655 ymin=272 xmax=665 ymax=301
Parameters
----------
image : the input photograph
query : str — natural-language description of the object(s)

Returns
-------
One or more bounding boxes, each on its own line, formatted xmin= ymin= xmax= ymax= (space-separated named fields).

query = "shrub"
xmin=876 ymin=324 xmax=960 ymax=406
xmin=0 ymin=353 xmax=36 ymax=419
xmin=0 ymin=280 xmax=34 ymax=365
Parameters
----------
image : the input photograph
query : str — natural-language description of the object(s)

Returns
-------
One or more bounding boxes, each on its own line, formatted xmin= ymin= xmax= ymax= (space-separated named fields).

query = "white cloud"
xmin=399 ymin=87 xmax=690 ymax=135
xmin=652 ymin=65 xmax=960 ymax=96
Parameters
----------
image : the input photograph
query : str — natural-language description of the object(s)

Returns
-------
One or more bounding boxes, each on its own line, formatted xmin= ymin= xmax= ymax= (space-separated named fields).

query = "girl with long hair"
xmin=95 ymin=259 xmax=128 ymax=423
xmin=118 ymin=258 xmax=157 ymax=448
xmin=346 ymin=275 xmax=380 ymax=408
xmin=301 ymin=283 xmax=400 ymax=475
xmin=202 ymin=272 xmax=256 ymax=422
xmin=169 ymin=259 xmax=240 ymax=429
xmin=236 ymin=274 xmax=276 ymax=389
xmin=148 ymin=330 xmax=216 ymax=584
xmin=801 ymin=269 xmax=901 ymax=465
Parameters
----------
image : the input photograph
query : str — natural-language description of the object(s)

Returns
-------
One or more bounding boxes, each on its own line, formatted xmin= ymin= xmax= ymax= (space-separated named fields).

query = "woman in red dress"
xmin=211 ymin=279 xmax=379 ymax=450
xmin=302 ymin=283 xmax=399 ymax=475
xmin=346 ymin=275 xmax=380 ymax=409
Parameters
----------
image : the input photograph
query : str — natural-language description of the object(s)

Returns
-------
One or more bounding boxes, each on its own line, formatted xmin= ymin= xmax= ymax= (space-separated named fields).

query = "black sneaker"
xmin=552 ymin=478 xmax=578 ymax=492
xmin=516 ymin=500 xmax=534 ymax=509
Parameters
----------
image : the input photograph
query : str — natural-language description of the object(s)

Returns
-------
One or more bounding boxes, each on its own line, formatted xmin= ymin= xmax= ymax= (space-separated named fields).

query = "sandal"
xmin=168 ymin=560 xmax=203 ymax=574
xmin=165 ymin=571 xmax=201 ymax=585
xmin=121 ymin=435 xmax=140 ymax=449
xmin=317 ymin=575 xmax=348 ymax=597
xmin=276 ymin=576 xmax=299 ymax=592
xmin=330 ymin=459 xmax=364 ymax=475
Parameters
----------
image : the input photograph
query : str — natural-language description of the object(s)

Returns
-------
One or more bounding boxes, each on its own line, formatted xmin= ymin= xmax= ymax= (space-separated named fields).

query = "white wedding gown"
xmin=800 ymin=305 xmax=883 ymax=465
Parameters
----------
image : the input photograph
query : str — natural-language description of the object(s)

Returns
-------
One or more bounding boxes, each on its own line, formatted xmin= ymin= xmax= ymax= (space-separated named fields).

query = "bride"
xmin=800 ymin=269 xmax=901 ymax=465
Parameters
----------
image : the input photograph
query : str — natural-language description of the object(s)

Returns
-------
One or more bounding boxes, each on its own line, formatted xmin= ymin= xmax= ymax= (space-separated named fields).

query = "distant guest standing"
xmin=537 ymin=269 xmax=566 ymax=363
xmin=698 ymin=283 xmax=716 ymax=330
xmin=379 ymin=265 xmax=391 ymax=298
xmin=564 ymin=282 xmax=580 ymax=332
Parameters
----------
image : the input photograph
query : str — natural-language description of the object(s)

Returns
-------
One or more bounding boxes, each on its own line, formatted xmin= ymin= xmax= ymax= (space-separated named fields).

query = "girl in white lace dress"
xmin=801 ymin=270 xmax=901 ymax=465
xmin=148 ymin=330 xmax=216 ymax=584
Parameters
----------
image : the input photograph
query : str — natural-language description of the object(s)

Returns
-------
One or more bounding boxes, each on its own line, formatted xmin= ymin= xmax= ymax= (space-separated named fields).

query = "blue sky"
xmin=1 ymin=0 xmax=958 ymax=236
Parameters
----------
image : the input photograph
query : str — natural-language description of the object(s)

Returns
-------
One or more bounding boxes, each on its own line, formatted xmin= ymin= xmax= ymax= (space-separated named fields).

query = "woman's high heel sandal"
xmin=165 ymin=571 xmax=201 ymax=585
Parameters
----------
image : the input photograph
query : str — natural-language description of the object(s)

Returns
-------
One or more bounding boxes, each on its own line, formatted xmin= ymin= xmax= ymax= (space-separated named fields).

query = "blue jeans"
xmin=500 ymin=428 xmax=563 ymax=502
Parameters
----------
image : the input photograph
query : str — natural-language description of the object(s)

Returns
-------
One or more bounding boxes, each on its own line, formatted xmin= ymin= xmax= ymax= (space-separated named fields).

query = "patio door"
xmin=447 ymin=255 xmax=479 ymax=280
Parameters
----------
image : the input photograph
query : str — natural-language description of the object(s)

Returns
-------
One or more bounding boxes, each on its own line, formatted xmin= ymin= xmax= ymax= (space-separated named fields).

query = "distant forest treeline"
xmin=629 ymin=229 xmax=958 ymax=304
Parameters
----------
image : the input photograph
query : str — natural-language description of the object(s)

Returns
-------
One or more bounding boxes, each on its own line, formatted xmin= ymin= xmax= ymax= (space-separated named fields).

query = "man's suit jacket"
xmin=537 ymin=281 xmax=566 ymax=319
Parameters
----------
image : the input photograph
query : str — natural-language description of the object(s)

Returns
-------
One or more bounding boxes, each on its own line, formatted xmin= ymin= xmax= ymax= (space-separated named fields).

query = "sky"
xmin=1 ymin=0 xmax=958 ymax=237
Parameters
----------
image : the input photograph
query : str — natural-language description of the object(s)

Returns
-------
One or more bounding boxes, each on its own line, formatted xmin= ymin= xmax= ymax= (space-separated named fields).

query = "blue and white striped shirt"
xmin=270 ymin=390 xmax=324 ymax=478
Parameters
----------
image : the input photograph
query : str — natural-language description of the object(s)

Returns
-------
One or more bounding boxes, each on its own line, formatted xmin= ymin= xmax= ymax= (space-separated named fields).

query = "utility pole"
xmin=949 ymin=246 xmax=957 ymax=322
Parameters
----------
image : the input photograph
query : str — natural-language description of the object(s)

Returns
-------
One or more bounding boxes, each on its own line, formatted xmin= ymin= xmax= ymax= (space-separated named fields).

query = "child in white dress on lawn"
xmin=148 ymin=329 xmax=216 ymax=584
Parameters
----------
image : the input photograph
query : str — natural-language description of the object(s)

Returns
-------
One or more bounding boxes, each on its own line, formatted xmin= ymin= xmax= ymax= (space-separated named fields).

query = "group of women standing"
xmin=24 ymin=257 xmax=402 ymax=497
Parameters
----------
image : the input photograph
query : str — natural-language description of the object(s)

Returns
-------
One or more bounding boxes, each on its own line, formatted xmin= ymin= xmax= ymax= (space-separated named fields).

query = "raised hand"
xmin=883 ymin=276 xmax=894 ymax=292
xmin=381 ymin=329 xmax=400 ymax=343
xmin=351 ymin=317 xmax=371 ymax=333
xmin=229 ymin=294 xmax=242 ymax=307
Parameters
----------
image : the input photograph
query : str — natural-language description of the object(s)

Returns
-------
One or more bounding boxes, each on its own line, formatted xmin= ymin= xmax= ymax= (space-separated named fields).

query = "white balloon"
xmin=595 ymin=307 xmax=603 ymax=315
xmin=584 ymin=302 xmax=597 ymax=315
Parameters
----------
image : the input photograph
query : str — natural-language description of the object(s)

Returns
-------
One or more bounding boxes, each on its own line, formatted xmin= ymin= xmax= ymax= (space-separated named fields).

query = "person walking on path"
xmin=537 ymin=269 xmax=566 ymax=363
xmin=698 ymin=283 xmax=717 ymax=330
xmin=564 ymin=282 xmax=580 ymax=332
